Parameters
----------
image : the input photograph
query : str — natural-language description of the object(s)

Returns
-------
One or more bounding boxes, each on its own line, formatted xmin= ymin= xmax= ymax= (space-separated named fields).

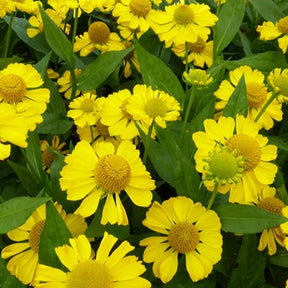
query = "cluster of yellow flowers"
xmin=1 ymin=0 xmax=288 ymax=287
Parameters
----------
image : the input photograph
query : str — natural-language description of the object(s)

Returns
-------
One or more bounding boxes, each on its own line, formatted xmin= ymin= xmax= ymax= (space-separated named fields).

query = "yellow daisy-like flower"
xmin=183 ymin=68 xmax=213 ymax=87
xmin=0 ymin=0 xmax=9 ymax=18
xmin=73 ymin=21 xmax=125 ymax=57
xmin=172 ymin=38 xmax=213 ymax=68
xmin=34 ymin=233 xmax=151 ymax=288
xmin=257 ymin=16 xmax=288 ymax=54
xmin=150 ymin=2 xmax=218 ymax=47
xmin=214 ymin=65 xmax=283 ymax=130
xmin=57 ymin=69 xmax=82 ymax=99
xmin=1 ymin=202 xmax=87 ymax=285
xmin=0 ymin=63 xmax=50 ymax=131
xmin=0 ymin=103 xmax=30 ymax=160
xmin=40 ymin=135 xmax=68 ymax=173
xmin=6 ymin=0 xmax=39 ymax=14
xmin=140 ymin=196 xmax=223 ymax=283
xmin=100 ymin=89 xmax=139 ymax=140
xmin=27 ymin=8 xmax=71 ymax=38
xmin=96 ymin=0 xmax=116 ymax=12
xmin=126 ymin=84 xmax=181 ymax=129
xmin=67 ymin=92 xmax=101 ymax=128
xmin=60 ymin=140 xmax=155 ymax=224
xmin=268 ymin=68 xmax=288 ymax=103
xmin=112 ymin=0 xmax=156 ymax=36
xmin=192 ymin=115 xmax=278 ymax=203
xmin=256 ymin=186 xmax=287 ymax=256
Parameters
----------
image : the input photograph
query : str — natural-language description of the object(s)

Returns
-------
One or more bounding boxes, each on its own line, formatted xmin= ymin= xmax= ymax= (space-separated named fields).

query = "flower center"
xmin=42 ymin=149 xmax=57 ymax=169
xmin=188 ymin=39 xmax=206 ymax=53
xmin=95 ymin=154 xmax=131 ymax=193
xmin=96 ymin=120 xmax=110 ymax=137
xmin=129 ymin=0 xmax=151 ymax=17
xmin=67 ymin=261 xmax=113 ymax=288
xmin=225 ymin=135 xmax=261 ymax=171
xmin=29 ymin=220 xmax=45 ymax=253
xmin=88 ymin=22 xmax=110 ymax=44
xmin=258 ymin=197 xmax=285 ymax=215
xmin=168 ymin=222 xmax=199 ymax=254
xmin=0 ymin=74 xmax=26 ymax=104
xmin=144 ymin=98 xmax=168 ymax=119
xmin=246 ymin=81 xmax=267 ymax=108
xmin=277 ymin=16 xmax=288 ymax=34
xmin=184 ymin=69 xmax=212 ymax=86
xmin=174 ymin=5 xmax=194 ymax=25
xmin=80 ymin=98 xmax=95 ymax=113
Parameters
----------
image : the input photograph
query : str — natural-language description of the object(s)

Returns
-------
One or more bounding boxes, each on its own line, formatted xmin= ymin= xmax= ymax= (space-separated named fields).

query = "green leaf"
xmin=25 ymin=130 xmax=45 ymax=182
xmin=223 ymin=75 xmax=248 ymax=118
xmin=0 ymin=196 xmax=50 ymax=233
xmin=228 ymin=235 xmax=265 ymax=288
xmin=4 ymin=16 xmax=50 ymax=54
xmin=36 ymin=113 xmax=73 ymax=135
xmin=268 ymin=135 xmax=288 ymax=151
xmin=215 ymin=204 xmax=288 ymax=233
xmin=7 ymin=161 xmax=42 ymax=196
xmin=38 ymin=201 xmax=71 ymax=268
xmin=34 ymin=51 xmax=52 ymax=79
xmin=249 ymin=0 xmax=284 ymax=22
xmin=238 ymin=31 xmax=253 ymax=56
xmin=270 ymin=250 xmax=288 ymax=268
xmin=214 ymin=0 xmax=246 ymax=57
xmin=222 ymin=52 xmax=287 ymax=71
xmin=134 ymin=40 xmax=186 ymax=106
xmin=77 ymin=49 xmax=133 ymax=90
xmin=0 ymin=56 xmax=23 ymax=70
xmin=40 ymin=7 xmax=74 ymax=69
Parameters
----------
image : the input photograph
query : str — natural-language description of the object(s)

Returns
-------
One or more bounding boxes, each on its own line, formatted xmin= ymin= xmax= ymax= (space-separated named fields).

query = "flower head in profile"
xmin=57 ymin=69 xmax=82 ymax=99
xmin=0 ymin=63 xmax=50 ymax=131
xmin=60 ymin=140 xmax=155 ymax=224
xmin=68 ymin=92 xmax=101 ymax=128
xmin=256 ymin=186 xmax=288 ymax=256
xmin=40 ymin=135 xmax=68 ymax=173
xmin=140 ymin=196 xmax=222 ymax=283
xmin=73 ymin=21 xmax=125 ymax=57
xmin=126 ymin=84 xmax=181 ymax=130
xmin=150 ymin=2 xmax=218 ymax=47
xmin=172 ymin=38 xmax=213 ymax=68
xmin=257 ymin=16 xmax=288 ymax=54
xmin=192 ymin=115 xmax=278 ymax=204
xmin=268 ymin=68 xmax=288 ymax=103
xmin=214 ymin=65 xmax=282 ymax=130
xmin=0 ymin=103 xmax=31 ymax=160
xmin=34 ymin=233 xmax=151 ymax=288
xmin=1 ymin=203 xmax=87 ymax=285
xmin=183 ymin=68 xmax=213 ymax=87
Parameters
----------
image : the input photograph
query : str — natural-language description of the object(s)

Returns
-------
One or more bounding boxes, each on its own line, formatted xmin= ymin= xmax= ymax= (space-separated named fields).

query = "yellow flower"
xmin=172 ymin=37 xmax=213 ymax=68
xmin=214 ymin=0 xmax=226 ymax=4
xmin=126 ymin=84 xmax=181 ymax=129
xmin=34 ymin=233 xmax=151 ymax=288
xmin=268 ymin=68 xmax=288 ymax=103
xmin=256 ymin=187 xmax=287 ymax=256
xmin=57 ymin=69 xmax=82 ymax=99
xmin=140 ymin=196 xmax=223 ymax=283
xmin=0 ymin=63 xmax=50 ymax=131
xmin=257 ymin=16 xmax=288 ymax=54
xmin=1 ymin=203 xmax=87 ymax=285
xmin=112 ymin=0 xmax=156 ymax=36
xmin=0 ymin=103 xmax=30 ymax=160
xmin=192 ymin=115 xmax=278 ymax=203
xmin=96 ymin=0 xmax=116 ymax=12
xmin=60 ymin=140 xmax=155 ymax=224
xmin=74 ymin=21 xmax=125 ymax=57
xmin=150 ymin=2 xmax=218 ymax=47
xmin=0 ymin=0 xmax=9 ymax=18
xmin=6 ymin=0 xmax=39 ymax=14
xmin=27 ymin=8 xmax=71 ymax=38
xmin=183 ymin=68 xmax=213 ymax=87
xmin=67 ymin=92 xmax=101 ymax=128
xmin=123 ymin=43 xmax=141 ymax=78
xmin=214 ymin=65 xmax=283 ymax=130
xmin=46 ymin=68 xmax=59 ymax=80
xmin=40 ymin=135 xmax=68 ymax=173
xmin=100 ymin=89 xmax=139 ymax=140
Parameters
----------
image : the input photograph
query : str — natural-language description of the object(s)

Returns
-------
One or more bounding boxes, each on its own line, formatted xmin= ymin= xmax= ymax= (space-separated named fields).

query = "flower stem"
xmin=143 ymin=121 xmax=154 ymax=165
xmin=185 ymin=41 xmax=189 ymax=93
xmin=207 ymin=183 xmax=219 ymax=210
xmin=254 ymin=92 xmax=278 ymax=123
xmin=4 ymin=12 xmax=15 ymax=58
xmin=180 ymin=85 xmax=196 ymax=145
